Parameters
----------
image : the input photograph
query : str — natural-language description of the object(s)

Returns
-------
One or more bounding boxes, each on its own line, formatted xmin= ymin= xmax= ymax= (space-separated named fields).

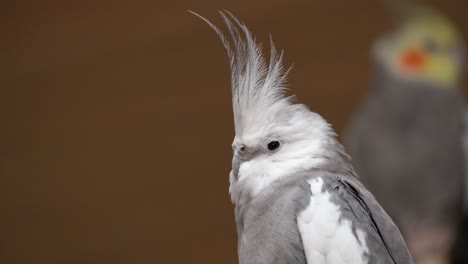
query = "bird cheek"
xmin=400 ymin=48 xmax=426 ymax=71
xmin=426 ymin=56 xmax=459 ymax=87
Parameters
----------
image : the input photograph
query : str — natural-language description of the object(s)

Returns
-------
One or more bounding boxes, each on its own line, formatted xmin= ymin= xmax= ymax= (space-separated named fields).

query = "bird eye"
xmin=422 ymin=37 xmax=438 ymax=53
xmin=267 ymin=141 xmax=280 ymax=151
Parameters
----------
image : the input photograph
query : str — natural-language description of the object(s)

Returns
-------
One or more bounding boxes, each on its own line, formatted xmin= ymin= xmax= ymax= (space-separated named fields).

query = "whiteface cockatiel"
xmin=345 ymin=4 xmax=465 ymax=264
xmin=192 ymin=11 xmax=414 ymax=264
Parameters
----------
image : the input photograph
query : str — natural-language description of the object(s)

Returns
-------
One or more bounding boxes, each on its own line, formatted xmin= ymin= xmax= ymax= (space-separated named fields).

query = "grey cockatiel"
xmin=193 ymin=11 xmax=414 ymax=264
xmin=345 ymin=4 xmax=465 ymax=264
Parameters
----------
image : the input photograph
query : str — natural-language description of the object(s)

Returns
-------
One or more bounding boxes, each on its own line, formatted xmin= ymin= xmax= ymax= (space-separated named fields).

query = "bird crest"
xmin=191 ymin=11 xmax=296 ymax=136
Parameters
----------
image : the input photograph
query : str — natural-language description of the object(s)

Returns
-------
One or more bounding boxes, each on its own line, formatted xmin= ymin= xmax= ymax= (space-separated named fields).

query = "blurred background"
xmin=2 ymin=0 xmax=468 ymax=263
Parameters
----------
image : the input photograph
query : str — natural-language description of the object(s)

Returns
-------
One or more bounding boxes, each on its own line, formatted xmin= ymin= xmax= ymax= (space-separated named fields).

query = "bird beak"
xmin=232 ymin=148 xmax=250 ymax=180
xmin=232 ymin=155 xmax=242 ymax=180
xmin=232 ymin=144 xmax=251 ymax=180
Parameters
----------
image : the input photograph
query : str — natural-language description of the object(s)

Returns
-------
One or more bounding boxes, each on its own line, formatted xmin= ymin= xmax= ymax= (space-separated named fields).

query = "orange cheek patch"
xmin=400 ymin=48 xmax=426 ymax=70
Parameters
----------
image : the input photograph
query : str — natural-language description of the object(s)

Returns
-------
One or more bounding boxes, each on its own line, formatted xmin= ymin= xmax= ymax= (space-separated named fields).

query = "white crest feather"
xmin=191 ymin=11 xmax=294 ymax=135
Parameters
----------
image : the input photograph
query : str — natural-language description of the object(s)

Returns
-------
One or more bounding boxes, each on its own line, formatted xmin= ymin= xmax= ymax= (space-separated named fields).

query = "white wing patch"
xmin=297 ymin=177 xmax=369 ymax=264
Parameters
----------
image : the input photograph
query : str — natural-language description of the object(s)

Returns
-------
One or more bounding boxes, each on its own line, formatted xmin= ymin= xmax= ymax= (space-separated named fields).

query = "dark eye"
xmin=423 ymin=37 xmax=439 ymax=53
xmin=267 ymin=141 xmax=280 ymax=151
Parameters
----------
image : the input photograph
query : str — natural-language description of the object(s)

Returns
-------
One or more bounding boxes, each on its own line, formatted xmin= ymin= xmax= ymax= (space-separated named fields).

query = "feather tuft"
xmin=190 ymin=11 xmax=294 ymax=135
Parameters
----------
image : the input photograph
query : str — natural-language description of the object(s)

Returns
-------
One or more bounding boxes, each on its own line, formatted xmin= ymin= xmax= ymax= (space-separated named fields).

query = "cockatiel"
xmin=345 ymin=4 xmax=465 ymax=264
xmin=193 ymin=11 xmax=414 ymax=264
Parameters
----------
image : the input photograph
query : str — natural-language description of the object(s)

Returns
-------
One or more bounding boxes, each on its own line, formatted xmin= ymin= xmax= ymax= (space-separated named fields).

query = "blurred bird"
xmin=193 ymin=11 xmax=414 ymax=264
xmin=345 ymin=3 xmax=465 ymax=264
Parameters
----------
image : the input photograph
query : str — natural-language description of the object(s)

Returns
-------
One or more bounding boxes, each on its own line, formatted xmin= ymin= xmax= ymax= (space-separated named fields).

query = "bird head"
xmin=193 ymin=11 xmax=333 ymax=196
xmin=374 ymin=4 xmax=464 ymax=88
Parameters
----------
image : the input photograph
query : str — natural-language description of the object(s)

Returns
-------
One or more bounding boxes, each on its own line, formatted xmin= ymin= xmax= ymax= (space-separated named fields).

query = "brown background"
xmin=3 ymin=0 xmax=468 ymax=263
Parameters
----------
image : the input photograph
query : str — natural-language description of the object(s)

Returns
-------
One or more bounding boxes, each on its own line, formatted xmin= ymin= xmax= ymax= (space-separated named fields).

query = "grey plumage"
xmin=348 ymin=66 xmax=465 ymax=225
xmin=193 ymin=11 xmax=414 ymax=264
xmin=346 ymin=65 xmax=465 ymax=261
xmin=232 ymin=143 xmax=413 ymax=264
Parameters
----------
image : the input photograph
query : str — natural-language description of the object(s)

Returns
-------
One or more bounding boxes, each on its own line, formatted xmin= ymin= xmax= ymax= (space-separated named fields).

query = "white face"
xmin=230 ymin=111 xmax=330 ymax=197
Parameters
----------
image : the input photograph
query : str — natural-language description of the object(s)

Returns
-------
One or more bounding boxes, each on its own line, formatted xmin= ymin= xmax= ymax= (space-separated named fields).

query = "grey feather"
xmin=346 ymin=64 xmax=465 ymax=258
xmin=233 ymin=175 xmax=310 ymax=264
xmin=324 ymin=174 xmax=412 ymax=264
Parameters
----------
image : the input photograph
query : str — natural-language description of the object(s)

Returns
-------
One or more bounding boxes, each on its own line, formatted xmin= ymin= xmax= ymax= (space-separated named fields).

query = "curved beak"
xmin=232 ymin=152 xmax=249 ymax=180
xmin=232 ymin=155 xmax=242 ymax=180
xmin=231 ymin=144 xmax=253 ymax=180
